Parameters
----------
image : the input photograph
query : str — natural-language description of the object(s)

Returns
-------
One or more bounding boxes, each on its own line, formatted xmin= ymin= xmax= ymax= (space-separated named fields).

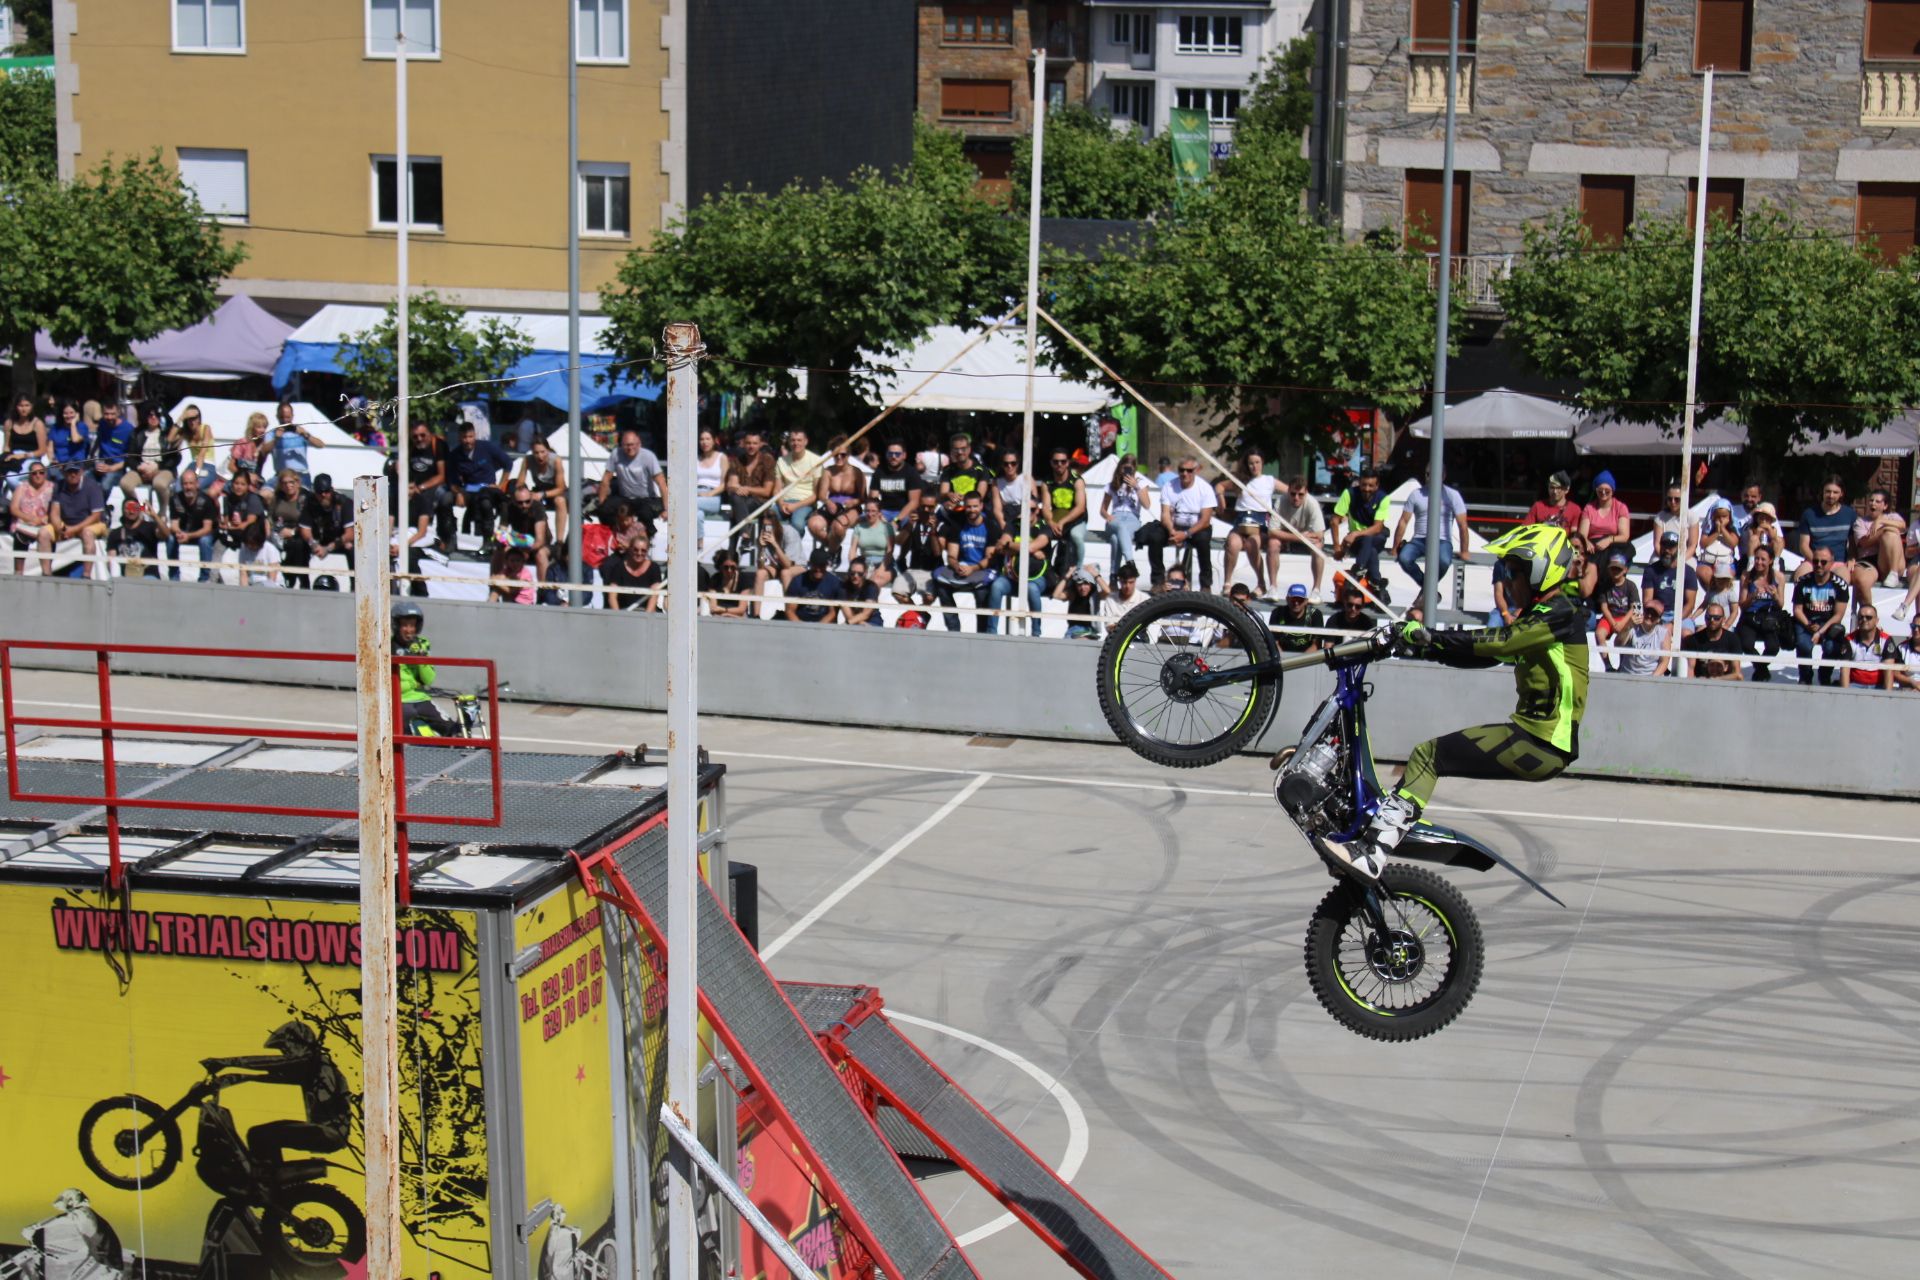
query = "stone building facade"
xmin=1333 ymin=0 xmax=1920 ymax=279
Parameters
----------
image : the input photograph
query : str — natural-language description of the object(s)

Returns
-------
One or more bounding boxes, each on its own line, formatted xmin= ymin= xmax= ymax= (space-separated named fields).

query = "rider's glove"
xmin=1397 ymin=620 xmax=1433 ymax=652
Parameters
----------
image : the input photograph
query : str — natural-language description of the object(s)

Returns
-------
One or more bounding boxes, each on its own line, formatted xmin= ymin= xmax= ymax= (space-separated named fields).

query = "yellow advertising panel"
xmin=514 ymin=881 xmax=617 ymax=1278
xmin=0 ymin=884 xmax=489 ymax=1280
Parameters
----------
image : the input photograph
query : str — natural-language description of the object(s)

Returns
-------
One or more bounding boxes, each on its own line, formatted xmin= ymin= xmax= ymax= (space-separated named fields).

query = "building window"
xmin=1578 ymin=175 xmax=1633 ymax=245
xmin=1687 ymin=176 xmax=1744 ymax=228
xmin=1587 ymin=0 xmax=1644 ymax=71
xmin=577 ymin=0 xmax=626 ymax=62
xmin=1694 ymin=0 xmax=1751 ymax=71
xmin=1175 ymin=87 xmax=1240 ymax=124
xmin=1857 ymin=183 xmax=1917 ymax=263
xmin=1176 ymin=14 xmax=1243 ymax=54
xmin=177 ymin=147 xmax=248 ymax=221
xmin=1411 ymin=0 xmax=1478 ymax=54
xmin=1866 ymin=0 xmax=1920 ymax=59
xmin=173 ymin=0 xmax=243 ymax=53
xmin=1109 ymin=80 xmax=1154 ymax=128
xmin=943 ymin=5 xmax=1013 ymax=45
xmin=368 ymin=0 xmax=439 ymax=57
xmin=579 ymin=162 xmax=630 ymax=237
xmin=1111 ymin=11 xmax=1152 ymax=56
xmin=940 ymin=79 xmax=1014 ymax=118
xmin=1405 ymin=169 xmax=1470 ymax=255
xmin=373 ymin=155 xmax=444 ymax=229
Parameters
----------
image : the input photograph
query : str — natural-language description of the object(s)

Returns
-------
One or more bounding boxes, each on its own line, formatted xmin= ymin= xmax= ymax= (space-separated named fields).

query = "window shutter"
xmin=1405 ymin=169 xmax=1469 ymax=255
xmin=1694 ymin=0 xmax=1751 ymax=71
xmin=1866 ymin=0 xmax=1920 ymax=60
xmin=177 ymin=148 xmax=248 ymax=219
xmin=1587 ymin=0 xmax=1643 ymax=71
xmin=1579 ymin=175 xmax=1634 ymax=245
xmin=941 ymin=79 xmax=1012 ymax=117
xmin=1857 ymin=183 xmax=1920 ymax=264
xmin=1686 ymin=177 xmax=1744 ymax=228
xmin=1412 ymin=0 xmax=1478 ymax=54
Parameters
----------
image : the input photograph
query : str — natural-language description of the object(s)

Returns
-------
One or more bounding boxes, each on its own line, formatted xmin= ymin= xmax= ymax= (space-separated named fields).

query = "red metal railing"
xmin=1 ymin=641 xmax=503 ymax=902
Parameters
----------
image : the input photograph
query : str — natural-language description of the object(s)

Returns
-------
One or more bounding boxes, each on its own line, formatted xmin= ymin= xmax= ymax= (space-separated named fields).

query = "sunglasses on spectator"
xmin=886 ymin=450 xmax=904 ymax=458
xmin=1180 ymin=466 xmax=1197 ymax=474
xmin=1002 ymin=458 xmax=1019 ymax=467
xmin=1814 ymin=556 xmax=1833 ymax=566
xmin=1051 ymin=457 xmax=1070 ymax=466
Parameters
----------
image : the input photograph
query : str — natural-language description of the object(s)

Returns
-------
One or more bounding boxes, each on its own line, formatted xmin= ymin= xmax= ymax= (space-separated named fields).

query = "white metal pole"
xmin=1017 ymin=46 xmax=1046 ymax=631
xmin=661 ymin=322 xmax=702 ymax=1280
xmin=353 ymin=475 xmax=400 ymax=1279
xmin=395 ymin=32 xmax=411 ymax=586
xmin=1420 ymin=0 xmax=1461 ymax=623
xmin=1672 ymin=68 xmax=1713 ymax=668
xmin=566 ymin=3 xmax=584 ymax=606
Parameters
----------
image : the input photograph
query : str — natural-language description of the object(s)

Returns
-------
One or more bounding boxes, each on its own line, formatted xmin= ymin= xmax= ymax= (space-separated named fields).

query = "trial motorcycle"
xmin=1096 ymin=591 xmax=1562 ymax=1040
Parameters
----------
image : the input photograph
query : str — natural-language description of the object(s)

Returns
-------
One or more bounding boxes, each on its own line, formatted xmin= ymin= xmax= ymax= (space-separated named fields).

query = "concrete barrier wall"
xmin=3 ymin=577 xmax=1915 ymax=797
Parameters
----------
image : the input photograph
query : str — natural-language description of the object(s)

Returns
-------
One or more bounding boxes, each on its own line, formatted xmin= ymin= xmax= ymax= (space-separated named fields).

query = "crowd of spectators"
xmin=4 ymin=392 xmax=1916 ymax=689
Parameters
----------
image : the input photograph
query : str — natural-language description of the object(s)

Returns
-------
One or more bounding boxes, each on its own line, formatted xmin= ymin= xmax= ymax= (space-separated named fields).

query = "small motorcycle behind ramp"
xmin=784 ymin=982 xmax=1175 ymax=1280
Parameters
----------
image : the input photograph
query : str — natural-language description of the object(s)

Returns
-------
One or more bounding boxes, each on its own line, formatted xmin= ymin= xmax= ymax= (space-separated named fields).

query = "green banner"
xmin=1169 ymin=108 xmax=1211 ymax=185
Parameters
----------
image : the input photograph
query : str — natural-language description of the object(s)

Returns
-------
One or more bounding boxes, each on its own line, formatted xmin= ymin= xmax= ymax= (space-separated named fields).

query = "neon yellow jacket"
xmin=397 ymin=638 xmax=435 ymax=704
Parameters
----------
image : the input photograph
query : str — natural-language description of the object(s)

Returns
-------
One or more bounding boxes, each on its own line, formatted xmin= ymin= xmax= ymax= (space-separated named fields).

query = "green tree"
xmin=7 ymin=0 xmax=53 ymax=56
xmin=341 ymin=291 xmax=535 ymax=426
xmin=1 ymin=153 xmax=246 ymax=397
xmin=1011 ymin=105 xmax=1174 ymax=220
xmin=1227 ymin=36 xmax=1316 ymax=195
xmin=1498 ymin=208 xmax=1920 ymax=456
xmin=0 ymin=68 xmax=56 ymax=185
xmin=602 ymin=121 xmax=1020 ymax=432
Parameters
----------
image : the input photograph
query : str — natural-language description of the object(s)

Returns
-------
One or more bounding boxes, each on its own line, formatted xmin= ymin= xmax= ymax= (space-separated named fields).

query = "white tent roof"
xmin=284 ymin=304 xmax=615 ymax=353
xmin=1408 ymin=388 xmax=1583 ymax=440
xmin=168 ymin=397 xmax=386 ymax=485
xmin=861 ymin=326 xmax=1111 ymax=415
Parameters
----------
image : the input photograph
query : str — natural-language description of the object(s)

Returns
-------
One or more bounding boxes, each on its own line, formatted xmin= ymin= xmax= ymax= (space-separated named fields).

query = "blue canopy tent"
xmin=271 ymin=304 xmax=659 ymax=406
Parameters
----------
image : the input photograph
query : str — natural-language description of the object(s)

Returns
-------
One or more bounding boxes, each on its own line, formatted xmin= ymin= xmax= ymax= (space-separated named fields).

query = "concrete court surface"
xmin=7 ymin=669 xmax=1920 ymax=1279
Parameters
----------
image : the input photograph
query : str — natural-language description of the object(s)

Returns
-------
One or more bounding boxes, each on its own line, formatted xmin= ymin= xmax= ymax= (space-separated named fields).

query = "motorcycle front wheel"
xmin=1304 ymin=864 xmax=1484 ymax=1042
xmin=1096 ymin=590 xmax=1280 ymax=768
xmin=265 ymin=1183 xmax=368 ymax=1275
xmin=78 ymin=1095 xmax=183 ymax=1191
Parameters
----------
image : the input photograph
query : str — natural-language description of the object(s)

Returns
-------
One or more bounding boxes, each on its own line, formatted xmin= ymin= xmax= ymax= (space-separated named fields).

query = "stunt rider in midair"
xmin=1321 ymin=523 xmax=1591 ymax=879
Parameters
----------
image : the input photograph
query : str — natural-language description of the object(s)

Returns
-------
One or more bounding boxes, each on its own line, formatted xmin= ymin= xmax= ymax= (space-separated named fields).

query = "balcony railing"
xmin=1427 ymin=253 xmax=1512 ymax=310
xmin=1408 ymin=53 xmax=1474 ymax=113
xmin=1861 ymin=64 xmax=1920 ymax=127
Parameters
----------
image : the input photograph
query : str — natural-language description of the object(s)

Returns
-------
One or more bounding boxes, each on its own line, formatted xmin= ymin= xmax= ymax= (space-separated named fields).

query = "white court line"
xmin=758 ymin=773 xmax=992 ymax=961
xmin=886 ymin=1010 xmax=1090 ymax=1249
xmin=12 ymin=696 xmax=1920 ymax=844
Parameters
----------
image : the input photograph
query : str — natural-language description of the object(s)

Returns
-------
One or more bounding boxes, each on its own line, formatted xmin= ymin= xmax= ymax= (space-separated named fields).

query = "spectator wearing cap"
xmin=1592 ymin=549 xmax=1637 ymax=657
xmin=1579 ymin=471 xmax=1631 ymax=561
xmin=1329 ymin=469 xmax=1389 ymax=591
xmin=164 ymin=466 xmax=220 ymax=582
xmin=1099 ymin=561 xmax=1145 ymax=630
xmin=1844 ymin=604 xmax=1902 ymax=691
xmin=1270 ymin=582 xmax=1326 ymax=652
xmin=447 ymin=421 xmax=513 ymax=544
xmin=1794 ymin=475 xmax=1852 ymax=581
xmin=1848 ymin=487 xmax=1907 ymax=607
xmin=51 ymin=463 xmax=108 ymax=577
xmin=106 ymin=499 xmax=162 ymax=578
xmin=1609 ymin=598 xmax=1672 ymax=677
xmin=1744 ymin=500 xmax=1785 ymax=568
xmin=269 ymin=400 xmax=321 ymax=481
xmin=1792 ymin=548 xmax=1848 ymax=685
xmin=1736 ymin=544 xmax=1789 ymax=681
xmin=1642 ymin=531 xmax=1698 ymax=620
xmin=302 ymin=475 xmax=355 ymax=578
xmin=1055 ymin=565 xmax=1105 ymax=639
xmin=1137 ymin=457 xmax=1219 ymax=590
xmin=781 ymin=548 xmax=844 ymax=623
xmin=600 ymin=532 xmax=664 ymax=611
xmin=1682 ymin=601 xmax=1744 ymax=679
xmin=1526 ymin=472 xmax=1581 ymax=533
xmin=1392 ymin=471 xmax=1470 ymax=589
xmin=10 ymin=461 xmax=56 ymax=575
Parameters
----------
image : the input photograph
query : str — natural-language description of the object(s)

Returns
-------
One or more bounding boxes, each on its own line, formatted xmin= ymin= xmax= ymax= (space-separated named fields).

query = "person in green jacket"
xmin=1327 ymin=523 xmax=1589 ymax=879
xmin=393 ymin=600 xmax=460 ymax=736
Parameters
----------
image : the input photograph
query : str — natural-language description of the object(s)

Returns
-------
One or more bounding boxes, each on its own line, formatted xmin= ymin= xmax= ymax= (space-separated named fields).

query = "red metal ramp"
xmin=784 ymin=982 xmax=1175 ymax=1280
xmin=583 ymin=828 xmax=979 ymax=1280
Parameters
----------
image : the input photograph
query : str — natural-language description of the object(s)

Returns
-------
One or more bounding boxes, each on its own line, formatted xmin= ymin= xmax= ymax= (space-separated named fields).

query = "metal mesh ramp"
xmin=609 ymin=826 xmax=978 ymax=1280
xmin=841 ymin=1013 xmax=1174 ymax=1280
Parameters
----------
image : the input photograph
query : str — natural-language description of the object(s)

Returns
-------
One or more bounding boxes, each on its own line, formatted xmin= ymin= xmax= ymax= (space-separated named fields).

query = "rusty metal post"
xmin=661 ymin=321 xmax=702 ymax=1280
xmin=353 ymin=474 xmax=402 ymax=1279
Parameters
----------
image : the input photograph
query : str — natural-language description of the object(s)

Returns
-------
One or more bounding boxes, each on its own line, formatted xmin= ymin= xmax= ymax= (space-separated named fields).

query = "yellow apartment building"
xmin=51 ymin=0 xmax=683 ymax=315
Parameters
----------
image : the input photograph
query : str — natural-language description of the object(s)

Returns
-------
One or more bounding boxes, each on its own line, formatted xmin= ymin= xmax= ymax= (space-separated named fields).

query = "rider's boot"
xmin=1321 ymin=792 xmax=1420 ymax=881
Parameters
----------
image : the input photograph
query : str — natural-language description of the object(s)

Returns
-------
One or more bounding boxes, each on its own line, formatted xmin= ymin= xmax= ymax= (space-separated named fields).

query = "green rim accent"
xmin=1111 ymin=614 xmax=1258 ymax=742
xmin=1332 ymin=889 xmax=1457 ymax=1013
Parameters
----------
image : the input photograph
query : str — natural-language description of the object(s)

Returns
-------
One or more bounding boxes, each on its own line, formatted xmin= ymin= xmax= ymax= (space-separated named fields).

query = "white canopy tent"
xmin=860 ymin=326 xmax=1110 ymax=415
xmin=1407 ymin=388 xmax=1583 ymax=440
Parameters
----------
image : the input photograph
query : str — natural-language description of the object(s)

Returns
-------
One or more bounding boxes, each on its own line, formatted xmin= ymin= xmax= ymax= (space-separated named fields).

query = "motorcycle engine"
xmin=1277 ymin=738 xmax=1348 ymax=834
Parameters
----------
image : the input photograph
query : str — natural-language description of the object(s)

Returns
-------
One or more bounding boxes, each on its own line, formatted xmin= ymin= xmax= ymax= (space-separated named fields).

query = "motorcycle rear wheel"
xmin=265 ymin=1183 xmax=368 ymax=1275
xmin=1304 ymin=864 xmax=1484 ymax=1042
xmin=78 ymin=1094 xmax=182 ymax=1191
xmin=1096 ymin=590 xmax=1280 ymax=768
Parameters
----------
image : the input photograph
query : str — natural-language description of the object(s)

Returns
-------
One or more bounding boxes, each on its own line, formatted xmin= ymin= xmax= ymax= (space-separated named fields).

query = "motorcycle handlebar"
xmin=1277 ymin=632 xmax=1392 ymax=672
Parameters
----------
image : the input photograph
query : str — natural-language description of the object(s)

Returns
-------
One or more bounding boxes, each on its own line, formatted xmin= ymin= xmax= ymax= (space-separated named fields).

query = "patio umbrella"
xmin=1791 ymin=411 xmax=1920 ymax=458
xmin=1573 ymin=413 xmax=1748 ymax=456
xmin=1407 ymin=388 xmax=1582 ymax=440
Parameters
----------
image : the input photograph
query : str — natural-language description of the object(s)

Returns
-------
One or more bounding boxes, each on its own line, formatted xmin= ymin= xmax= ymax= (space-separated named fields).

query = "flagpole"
xmin=1017 ymin=45 xmax=1046 ymax=631
xmin=1671 ymin=67 xmax=1713 ymax=669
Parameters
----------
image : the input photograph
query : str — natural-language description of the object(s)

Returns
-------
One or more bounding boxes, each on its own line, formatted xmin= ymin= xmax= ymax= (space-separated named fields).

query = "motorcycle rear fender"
xmin=1398 ymin=821 xmax=1566 ymax=907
